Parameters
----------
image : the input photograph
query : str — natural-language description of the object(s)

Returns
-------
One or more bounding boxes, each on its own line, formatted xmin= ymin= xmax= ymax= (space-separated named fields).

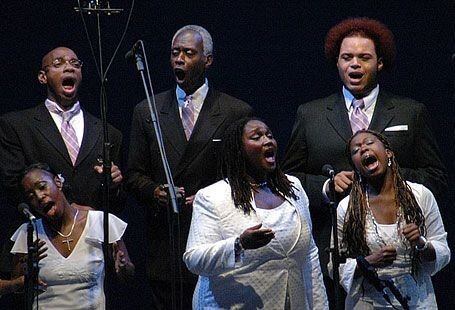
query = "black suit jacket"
xmin=282 ymin=91 xmax=448 ymax=274
xmin=126 ymin=88 xmax=252 ymax=283
xmin=0 ymin=104 xmax=123 ymax=212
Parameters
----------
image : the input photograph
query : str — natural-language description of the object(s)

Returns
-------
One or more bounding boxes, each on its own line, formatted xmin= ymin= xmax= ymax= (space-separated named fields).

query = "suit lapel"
xmin=33 ymin=105 xmax=73 ymax=165
xmin=326 ymin=93 xmax=353 ymax=143
xmin=158 ymin=92 xmax=187 ymax=156
xmin=75 ymin=111 xmax=101 ymax=166
xmin=369 ymin=91 xmax=395 ymax=133
xmin=176 ymin=89 xmax=225 ymax=177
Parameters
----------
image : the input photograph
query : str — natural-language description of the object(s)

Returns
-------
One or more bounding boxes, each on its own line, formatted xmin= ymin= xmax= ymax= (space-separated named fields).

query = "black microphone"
xmin=356 ymin=256 xmax=392 ymax=304
xmin=125 ymin=40 xmax=142 ymax=60
xmin=322 ymin=164 xmax=335 ymax=178
xmin=18 ymin=203 xmax=36 ymax=222
xmin=383 ymin=278 xmax=409 ymax=309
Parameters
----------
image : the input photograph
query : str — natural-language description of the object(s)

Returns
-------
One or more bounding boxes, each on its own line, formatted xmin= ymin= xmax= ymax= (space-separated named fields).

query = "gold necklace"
xmin=51 ymin=209 xmax=79 ymax=251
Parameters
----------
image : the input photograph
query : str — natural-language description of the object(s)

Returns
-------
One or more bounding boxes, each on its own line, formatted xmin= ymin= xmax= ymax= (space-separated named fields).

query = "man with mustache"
xmin=126 ymin=25 xmax=252 ymax=308
xmin=0 ymin=46 xmax=125 ymax=308
xmin=282 ymin=18 xmax=448 ymax=308
xmin=0 ymin=47 xmax=124 ymax=211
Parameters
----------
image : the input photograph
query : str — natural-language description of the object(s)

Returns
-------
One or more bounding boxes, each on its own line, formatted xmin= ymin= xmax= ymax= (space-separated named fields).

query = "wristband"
xmin=415 ymin=236 xmax=428 ymax=252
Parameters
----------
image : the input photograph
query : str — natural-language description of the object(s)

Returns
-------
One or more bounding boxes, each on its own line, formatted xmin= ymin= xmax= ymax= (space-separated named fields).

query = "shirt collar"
xmin=45 ymin=99 xmax=81 ymax=115
xmin=176 ymin=79 xmax=209 ymax=108
xmin=342 ymin=84 xmax=380 ymax=111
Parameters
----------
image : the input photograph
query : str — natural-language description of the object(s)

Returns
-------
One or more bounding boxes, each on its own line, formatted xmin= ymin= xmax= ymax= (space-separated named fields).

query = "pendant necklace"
xmin=51 ymin=209 xmax=79 ymax=251
xmin=249 ymin=181 xmax=268 ymax=188
xmin=365 ymin=188 xmax=406 ymax=249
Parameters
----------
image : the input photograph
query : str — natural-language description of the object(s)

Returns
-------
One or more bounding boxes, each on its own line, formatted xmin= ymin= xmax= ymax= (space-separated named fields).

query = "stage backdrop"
xmin=1 ymin=1 xmax=453 ymax=309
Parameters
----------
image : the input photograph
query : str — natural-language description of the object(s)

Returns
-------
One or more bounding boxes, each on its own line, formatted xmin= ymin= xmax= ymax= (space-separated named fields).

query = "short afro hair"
xmin=325 ymin=17 xmax=396 ymax=70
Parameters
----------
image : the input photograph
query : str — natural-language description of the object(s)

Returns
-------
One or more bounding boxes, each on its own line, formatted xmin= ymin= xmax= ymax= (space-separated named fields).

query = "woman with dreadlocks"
xmin=184 ymin=117 xmax=328 ymax=309
xmin=332 ymin=130 xmax=450 ymax=309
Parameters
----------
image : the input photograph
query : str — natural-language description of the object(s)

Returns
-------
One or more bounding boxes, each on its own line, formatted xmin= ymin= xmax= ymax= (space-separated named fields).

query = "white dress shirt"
xmin=176 ymin=79 xmax=209 ymax=124
xmin=45 ymin=99 xmax=84 ymax=148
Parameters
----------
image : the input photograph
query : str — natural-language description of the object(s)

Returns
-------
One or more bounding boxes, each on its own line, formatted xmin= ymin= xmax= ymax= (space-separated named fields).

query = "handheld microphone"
xmin=125 ymin=40 xmax=142 ymax=60
xmin=18 ymin=203 xmax=36 ymax=222
xmin=322 ymin=164 xmax=335 ymax=178
xmin=356 ymin=256 xmax=410 ymax=309
xmin=356 ymin=256 xmax=391 ymax=303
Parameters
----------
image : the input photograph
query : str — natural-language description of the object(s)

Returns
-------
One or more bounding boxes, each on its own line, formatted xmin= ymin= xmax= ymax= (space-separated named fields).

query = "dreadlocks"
xmin=219 ymin=117 xmax=297 ymax=214
xmin=341 ymin=129 xmax=426 ymax=275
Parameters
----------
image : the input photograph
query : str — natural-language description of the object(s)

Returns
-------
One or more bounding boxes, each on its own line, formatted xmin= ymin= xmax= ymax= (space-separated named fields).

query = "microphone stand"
xmin=327 ymin=171 xmax=343 ymax=310
xmin=24 ymin=219 xmax=38 ymax=310
xmin=128 ymin=41 xmax=182 ymax=310
xmin=74 ymin=1 xmax=123 ymax=308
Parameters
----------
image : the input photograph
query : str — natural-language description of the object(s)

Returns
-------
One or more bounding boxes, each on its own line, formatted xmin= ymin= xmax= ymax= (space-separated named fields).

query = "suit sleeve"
xmin=108 ymin=126 xmax=127 ymax=213
xmin=282 ymin=105 xmax=328 ymax=203
xmin=398 ymin=104 xmax=448 ymax=201
xmin=125 ymin=105 xmax=160 ymax=207
xmin=0 ymin=116 xmax=26 ymax=204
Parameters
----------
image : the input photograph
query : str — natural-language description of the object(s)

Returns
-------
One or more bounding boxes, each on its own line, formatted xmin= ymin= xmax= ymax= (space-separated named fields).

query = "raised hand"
xmin=239 ymin=223 xmax=275 ymax=250
xmin=333 ymin=170 xmax=354 ymax=194
xmin=365 ymin=245 xmax=397 ymax=268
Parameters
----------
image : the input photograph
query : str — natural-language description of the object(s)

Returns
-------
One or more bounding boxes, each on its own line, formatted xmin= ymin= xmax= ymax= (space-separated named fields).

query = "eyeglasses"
xmin=42 ymin=58 xmax=83 ymax=70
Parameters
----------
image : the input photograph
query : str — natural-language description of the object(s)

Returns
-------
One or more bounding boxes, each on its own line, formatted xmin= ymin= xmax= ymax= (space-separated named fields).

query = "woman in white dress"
xmin=332 ymin=130 xmax=450 ymax=309
xmin=11 ymin=163 xmax=134 ymax=309
xmin=184 ymin=118 xmax=328 ymax=309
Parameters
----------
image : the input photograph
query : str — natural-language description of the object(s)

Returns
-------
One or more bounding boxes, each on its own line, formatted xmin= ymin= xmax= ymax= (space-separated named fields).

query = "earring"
xmin=387 ymin=158 xmax=392 ymax=167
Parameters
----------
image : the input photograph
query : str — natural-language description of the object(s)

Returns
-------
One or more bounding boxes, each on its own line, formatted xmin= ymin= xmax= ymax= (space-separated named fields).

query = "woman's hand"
xmin=239 ymin=223 xmax=275 ymax=250
xmin=365 ymin=245 xmax=397 ymax=268
xmin=37 ymin=239 xmax=48 ymax=261
xmin=113 ymin=241 xmax=135 ymax=281
xmin=401 ymin=223 xmax=422 ymax=247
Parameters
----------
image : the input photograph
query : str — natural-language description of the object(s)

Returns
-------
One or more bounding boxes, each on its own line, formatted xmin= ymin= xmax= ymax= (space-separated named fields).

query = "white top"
xmin=255 ymin=202 xmax=299 ymax=255
xmin=11 ymin=211 xmax=127 ymax=310
xmin=184 ymin=175 xmax=328 ymax=309
xmin=342 ymin=84 xmax=379 ymax=124
xmin=331 ymin=182 xmax=450 ymax=309
xmin=176 ymin=78 xmax=209 ymax=121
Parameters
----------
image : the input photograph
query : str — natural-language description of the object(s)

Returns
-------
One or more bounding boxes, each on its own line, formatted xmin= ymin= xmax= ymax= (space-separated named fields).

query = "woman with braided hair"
xmin=332 ymin=129 xmax=450 ymax=309
xmin=184 ymin=117 xmax=328 ymax=309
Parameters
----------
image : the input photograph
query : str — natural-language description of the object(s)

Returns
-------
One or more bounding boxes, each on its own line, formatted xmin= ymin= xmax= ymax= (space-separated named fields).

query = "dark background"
xmin=1 ymin=1 xmax=453 ymax=308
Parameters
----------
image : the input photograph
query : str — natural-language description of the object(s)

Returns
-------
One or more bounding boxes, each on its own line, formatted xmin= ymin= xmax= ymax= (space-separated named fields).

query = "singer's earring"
xmin=387 ymin=157 xmax=392 ymax=167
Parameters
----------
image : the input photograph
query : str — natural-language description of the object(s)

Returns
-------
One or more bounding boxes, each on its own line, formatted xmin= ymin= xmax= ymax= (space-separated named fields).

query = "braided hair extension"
xmin=219 ymin=117 xmax=297 ymax=214
xmin=342 ymin=130 xmax=426 ymax=275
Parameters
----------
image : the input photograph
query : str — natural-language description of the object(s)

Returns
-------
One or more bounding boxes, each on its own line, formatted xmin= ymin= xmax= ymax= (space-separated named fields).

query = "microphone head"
xmin=322 ymin=164 xmax=335 ymax=177
xmin=18 ymin=202 xmax=29 ymax=213
xmin=125 ymin=40 xmax=143 ymax=60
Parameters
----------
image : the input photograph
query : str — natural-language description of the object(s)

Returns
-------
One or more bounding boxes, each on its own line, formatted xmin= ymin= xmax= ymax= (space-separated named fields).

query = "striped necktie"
xmin=56 ymin=106 xmax=80 ymax=165
xmin=350 ymin=98 xmax=369 ymax=134
xmin=182 ymin=95 xmax=195 ymax=140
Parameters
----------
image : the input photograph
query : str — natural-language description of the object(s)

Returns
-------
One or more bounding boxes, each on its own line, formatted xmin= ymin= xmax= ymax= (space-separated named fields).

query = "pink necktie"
xmin=350 ymin=99 xmax=369 ymax=134
xmin=182 ymin=95 xmax=195 ymax=140
xmin=58 ymin=108 xmax=80 ymax=165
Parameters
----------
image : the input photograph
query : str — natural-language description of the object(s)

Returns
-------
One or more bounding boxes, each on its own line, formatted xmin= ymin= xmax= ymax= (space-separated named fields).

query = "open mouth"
xmin=348 ymin=72 xmax=363 ymax=80
xmin=174 ymin=68 xmax=186 ymax=81
xmin=62 ymin=77 xmax=76 ymax=93
xmin=264 ymin=149 xmax=276 ymax=164
xmin=361 ymin=153 xmax=379 ymax=172
xmin=41 ymin=201 xmax=55 ymax=215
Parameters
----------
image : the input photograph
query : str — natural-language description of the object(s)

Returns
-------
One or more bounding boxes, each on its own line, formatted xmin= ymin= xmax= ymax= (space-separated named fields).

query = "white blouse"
xmin=184 ymin=176 xmax=328 ymax=309
xmin=332 ymin=182 xmax=450 ymax=309
xmin=11 ymin=211 xmax=127 ymax=310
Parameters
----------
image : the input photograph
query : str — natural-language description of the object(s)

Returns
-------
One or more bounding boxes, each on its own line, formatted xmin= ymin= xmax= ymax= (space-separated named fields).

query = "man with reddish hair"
xmin=283 ymin=17 xmax=447 ymax=307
